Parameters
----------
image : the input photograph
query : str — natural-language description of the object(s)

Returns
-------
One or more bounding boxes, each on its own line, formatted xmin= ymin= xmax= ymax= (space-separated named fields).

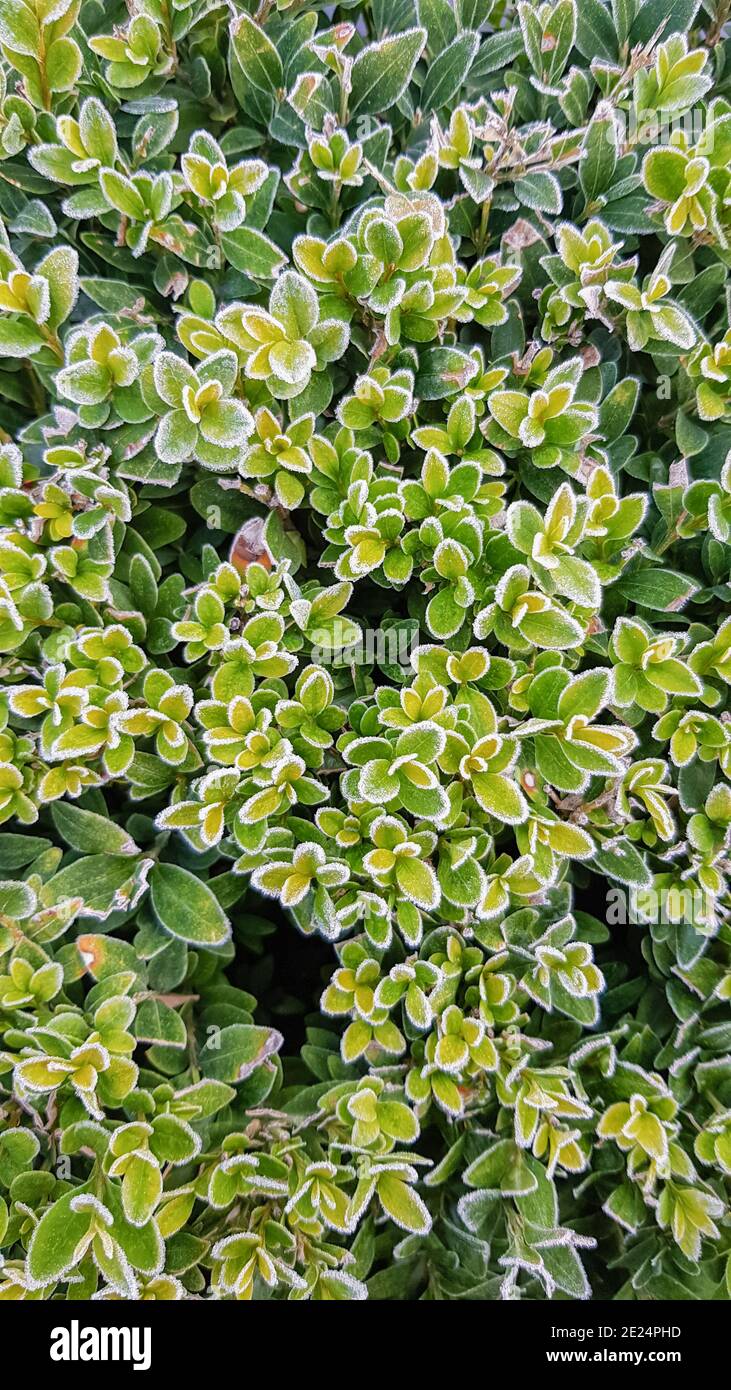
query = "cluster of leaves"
xmin=0 ymin=0 xmax=730 ymax=1304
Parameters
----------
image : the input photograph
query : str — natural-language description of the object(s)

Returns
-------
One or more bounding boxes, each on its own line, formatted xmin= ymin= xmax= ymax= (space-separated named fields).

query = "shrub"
xmin=0 ymin=0 xmax=729 ymax=1304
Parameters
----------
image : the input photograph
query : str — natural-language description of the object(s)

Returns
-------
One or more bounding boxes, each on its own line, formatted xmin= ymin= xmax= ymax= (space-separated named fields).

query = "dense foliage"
xmin=0 ymin=0 xmax=730 ymax=1304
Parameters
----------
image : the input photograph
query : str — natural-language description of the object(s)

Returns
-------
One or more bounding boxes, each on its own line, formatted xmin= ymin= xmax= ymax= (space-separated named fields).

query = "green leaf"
xmin=36 ymin=245 xmax=78 ymax=328
xmin=79 ymin=278 xmax=147 ymax=313
xmin=0 ymin=0 xmax=40 ymax=56
xmin=415 ymin=346 xmax=478 ymax=398
xmin=594 ymin=840 xmax=652 ymax=887
xmin=220 ymin=226 xmax=286 ymax=279
xmin=47 ymin=855 xmax=152 ymax=919
xmin=103 ymin=1180 xmax=163 ymax=1275
xmin=630 ymin=0 xmax=701 ymax=44
xmin=150 ymin=862 xmax=232 ymax=947
xmin=417 ymin=0 xmax=458 ymax=52
xmin=520 ymin=607 xmax=583 ymax=649
xmin=230 ymin=12 xmax=283 ymax=96
xmin=134 ymin=998 xmax=187 ymax=1048
xmin=0 ymin=318 xmax=45 ymax=357
xmin=0 ymin=1128 xmax=40 ymax=1185
xmin=539 ymin=1240 xmax=590 ymax=1299
xmin=349 ymin=28 xmax=427 ymax=119
xmin=463 ymin=1138 xmax=537 ymax=1193
xmin=469 ymin=28 xmax=524 ymax=80
xmin=27 ymin=1189 xmax=93 ymax=1286
xmin=420 ymin=31 xmax=479 ymax=112
xmin=574 ymin=0 xmax=618 ymax=61
xmin=599 ymin=377 xmax=639 ymax=442
xmin=377 ymin=1173 xmax=431 ymax=1233
xmin=395 ymin=856 xmax=440 ymax=909
xmin=199 ymin=1023 xmax=283 ymax=1083
xmin=120 ymin=1153 xmax=162 ymax=1227
xmin=580 ymin=111 xmax=619 ymax=203
xmin=616 ymin=570 xmax=698 ymax=612
xmin=0 ymin=833 xmax=51 ymax=869
xmin=514 ymin=171 xmax=562 ymax=214
xmin=51 ymin=802 xmax=138 ymax=856
xmin=604 ymin=1181 xmax=646 ymax=1233
xmin=471 ymin=772 xmax=527 ymax=824
xmin=46 ymin=36 xmax=82 ymax=93
xmin=99 ymin=170 xmax=146 ymax=220
xmin=263 ymin=509 xmax=306 ymax=573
